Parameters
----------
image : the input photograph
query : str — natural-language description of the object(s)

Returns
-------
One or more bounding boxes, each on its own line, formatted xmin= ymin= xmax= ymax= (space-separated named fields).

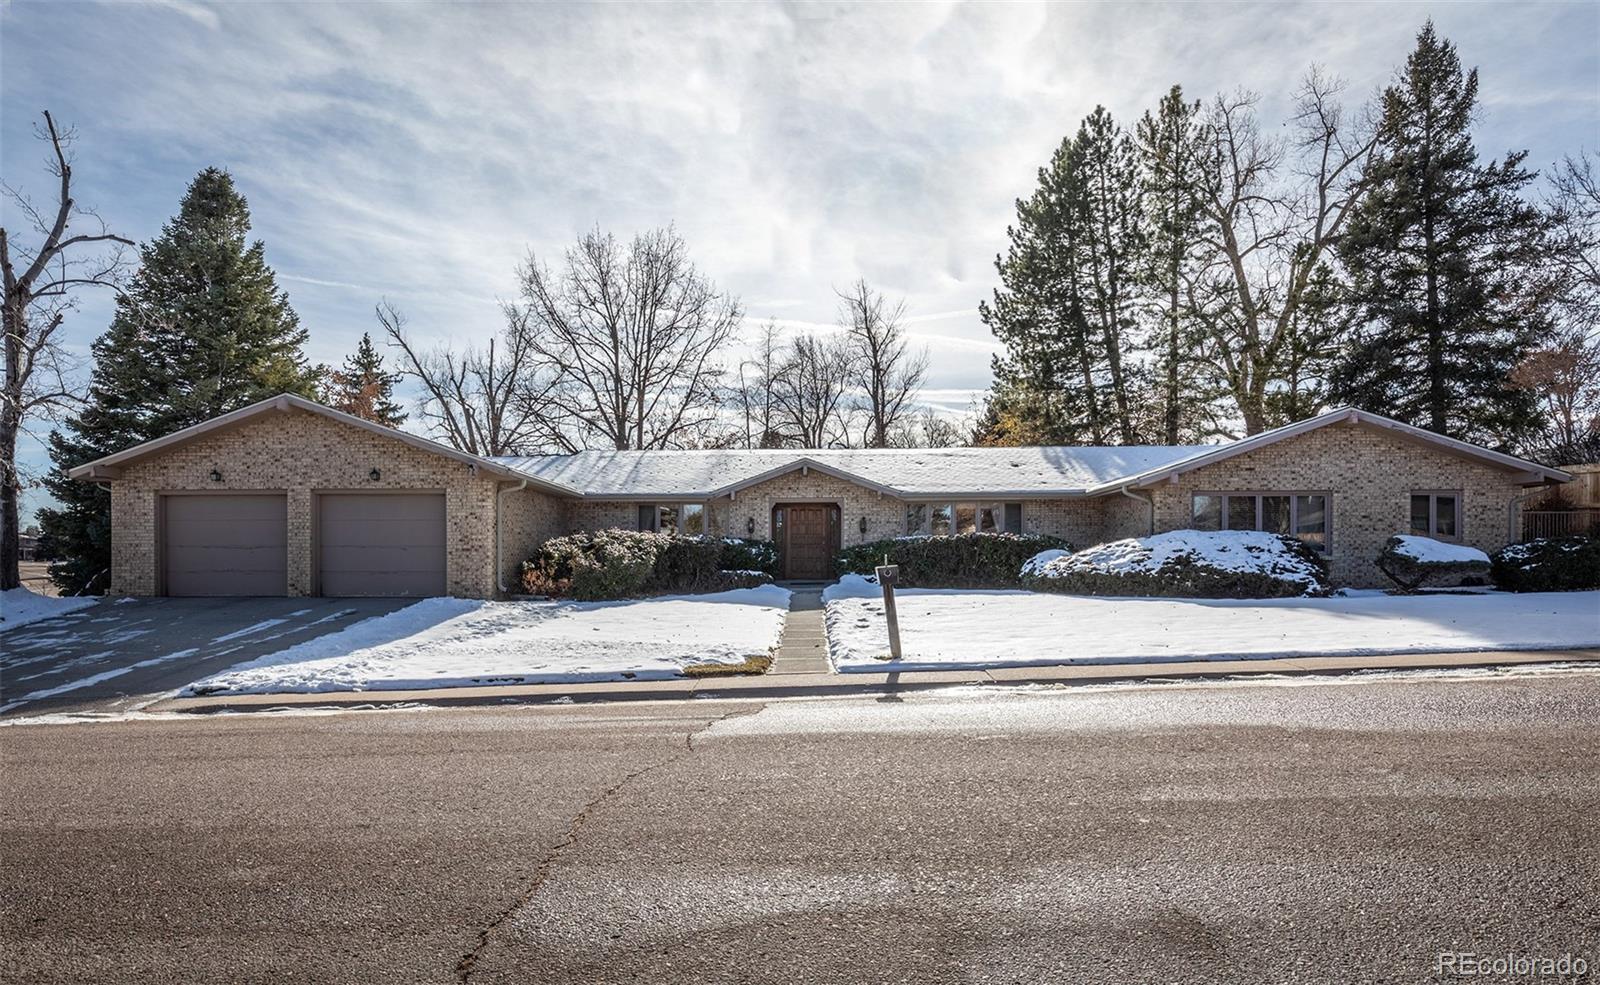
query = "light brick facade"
xmin=97 ymin=407 xmax=1541 ymax=597
xmin=108 ymin=409 xmax=556 ymax=599
xmin=1141 ymin=421 xmax=1526 ymax=587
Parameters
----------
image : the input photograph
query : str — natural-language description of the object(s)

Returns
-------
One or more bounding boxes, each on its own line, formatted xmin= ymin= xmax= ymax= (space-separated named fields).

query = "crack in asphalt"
xmin=453 ymin=704 xmax=765 ymax=982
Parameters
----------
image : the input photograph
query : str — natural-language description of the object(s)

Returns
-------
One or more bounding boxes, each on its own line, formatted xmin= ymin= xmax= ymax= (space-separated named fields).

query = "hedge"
xmin=1375 ymin=535 xmax=1491 ymax=593
xmin=1490 ymin=536 xmax=1600 ymax=592
xmin=835 ymin=532 xmax=1071 ymax=588
xmin=1025 ymin=530 xmax=1332 ymax=599
xmin=522 ymin=531 xmax=779 ymax=600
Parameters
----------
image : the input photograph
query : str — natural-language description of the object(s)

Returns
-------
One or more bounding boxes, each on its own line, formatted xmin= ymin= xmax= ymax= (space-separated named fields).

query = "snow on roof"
xmin=491 ymin=445 xmax=1214 ymax=498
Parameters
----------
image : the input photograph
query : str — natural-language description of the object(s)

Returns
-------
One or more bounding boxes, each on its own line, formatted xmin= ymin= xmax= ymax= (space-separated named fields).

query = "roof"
xmin=66 ymin=393 xmax=581 ymax=495
xmin=71 ymin=395 xmax=1570 ymax=498
xmin=492 ymin=445 xmax=1212 ymax=499
xmin=1095 ymin=406 xmax=1571 ymax=493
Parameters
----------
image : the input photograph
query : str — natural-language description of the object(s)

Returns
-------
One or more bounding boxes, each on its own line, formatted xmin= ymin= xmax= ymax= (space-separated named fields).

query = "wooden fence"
xmin=1522 ymin=509 xmax=1600 ymax=540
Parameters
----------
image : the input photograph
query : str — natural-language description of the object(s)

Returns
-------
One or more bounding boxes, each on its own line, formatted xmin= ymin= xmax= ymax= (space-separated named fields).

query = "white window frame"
xmin=1191 ymin=491 xmax=1333 ymax=555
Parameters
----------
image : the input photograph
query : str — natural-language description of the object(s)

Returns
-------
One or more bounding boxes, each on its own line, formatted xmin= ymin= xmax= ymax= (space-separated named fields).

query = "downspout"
xmin=1507 ymin=487 xmax=1544 ymax=543
xmin=496 ymin=479 xmax=528 ymax=596
xmin=1118 ymin=485 xmax=1155 ymax=537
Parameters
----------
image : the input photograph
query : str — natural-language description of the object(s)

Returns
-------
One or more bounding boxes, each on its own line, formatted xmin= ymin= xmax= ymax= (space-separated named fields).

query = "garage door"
xmin=317 ymin=493 xmax=446 ymax=597
xmin=163 ymin=494 xmax=288 ymax=596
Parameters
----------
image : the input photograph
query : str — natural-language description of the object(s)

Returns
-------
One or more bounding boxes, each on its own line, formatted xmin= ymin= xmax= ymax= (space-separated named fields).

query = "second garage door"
xmin=317 ymin=493 xmax=447 ymax=597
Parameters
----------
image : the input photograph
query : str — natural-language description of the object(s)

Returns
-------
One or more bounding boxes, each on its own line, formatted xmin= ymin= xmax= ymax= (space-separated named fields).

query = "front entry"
xmin=774 ymin=503 xmax=839 ymax=581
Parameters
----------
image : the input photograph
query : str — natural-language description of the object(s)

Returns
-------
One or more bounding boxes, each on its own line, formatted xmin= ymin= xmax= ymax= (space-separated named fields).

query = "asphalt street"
xmin=3 ymin=670 xmax=1598 ymax=984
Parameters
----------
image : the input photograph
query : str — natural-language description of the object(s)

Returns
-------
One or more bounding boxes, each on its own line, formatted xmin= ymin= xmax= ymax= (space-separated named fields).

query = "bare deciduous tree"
xmin=836 ymin=279 xmax=929 ymax=447
xmin=1512 ymin=328 xmax=1600 ymax=459
xmin=512 ymin=227 xmax=742 ymax=450
xmin=1187 ymin=71 xmax=1376 ymax=434
xmin=377 ymin=300 xmax=567 ymax=456
xmin=772 ymin=331 xmax=856 ymax=448
xmin=1 ymin=112 xmax=132 ymax=590
xmin=735 ymin=319 xmax=791 ymax=448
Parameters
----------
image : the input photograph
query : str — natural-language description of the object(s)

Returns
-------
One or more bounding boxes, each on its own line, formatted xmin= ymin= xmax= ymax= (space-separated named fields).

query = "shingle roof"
xmin=491 ymin=445 xmax=1214 ymax=498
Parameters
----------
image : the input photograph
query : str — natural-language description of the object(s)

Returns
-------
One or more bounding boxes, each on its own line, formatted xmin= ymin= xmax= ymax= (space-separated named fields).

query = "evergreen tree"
xmin=327 ymin=331 xmax=407 ymax=426
xmin=38 ymin=168 xmax=319 ymax=593
xmin=1135 ymin=86 xmax=1212 ymax=443
xmin=1330 ymin=22 xmax=1555 ymax=445
xmin=980 ymin=107 xmax=1148 ymax=445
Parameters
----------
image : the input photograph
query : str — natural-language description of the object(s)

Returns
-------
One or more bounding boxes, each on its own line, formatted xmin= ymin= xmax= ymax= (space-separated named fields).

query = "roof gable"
xmin=67 ymin=394 xmax=581 ymax=495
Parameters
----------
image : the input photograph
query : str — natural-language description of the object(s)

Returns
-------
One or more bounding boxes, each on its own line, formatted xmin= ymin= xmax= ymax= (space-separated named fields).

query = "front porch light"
xmin=858 ymin=515 xmax=868 ymax=535
xmin=746 ymin=516 xmax=756 ymax=537
xmin=209 ymin=469 xmax=222 ymax=483
xmin=369 ymin=468 xmax=381 ymax=481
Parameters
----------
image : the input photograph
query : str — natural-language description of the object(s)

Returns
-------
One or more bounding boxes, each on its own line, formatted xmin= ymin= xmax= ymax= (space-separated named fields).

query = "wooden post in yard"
xmin=875 ymin=563 xmax=902 ymax=661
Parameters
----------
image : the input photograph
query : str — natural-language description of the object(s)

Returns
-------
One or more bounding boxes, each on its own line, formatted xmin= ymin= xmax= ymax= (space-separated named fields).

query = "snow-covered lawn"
xmin=824 ymin=575 xmax=1600 ymax=672
xmin=185 ymin=585 xmax=792 ymax=695
xmin=0 ymin=587 xmax=98 ymax=634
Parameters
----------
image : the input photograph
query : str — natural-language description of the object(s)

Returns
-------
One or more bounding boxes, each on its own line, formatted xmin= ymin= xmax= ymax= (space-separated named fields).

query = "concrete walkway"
xmin=141 ymin=647 xmax=1600 ymax=716
xmin=768 ymin=586 xmax=830 ymax=675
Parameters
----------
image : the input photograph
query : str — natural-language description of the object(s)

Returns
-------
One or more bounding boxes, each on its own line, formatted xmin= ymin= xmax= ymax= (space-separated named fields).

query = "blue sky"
xmin=3 ymin=0 xmax=1597 ymax=524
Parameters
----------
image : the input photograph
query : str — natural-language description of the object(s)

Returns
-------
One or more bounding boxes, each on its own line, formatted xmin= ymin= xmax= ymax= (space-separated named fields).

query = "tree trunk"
xmin=2 ymin=300 xmax=21 ymax=591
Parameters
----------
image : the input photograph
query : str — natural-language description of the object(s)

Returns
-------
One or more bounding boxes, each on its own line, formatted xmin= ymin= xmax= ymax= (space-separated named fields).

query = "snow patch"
xmin=184 ymin=586 xmax=793 ymax=695
xmin=0 ymin=588 xmax=97 ymax=634
xmin=1389 ymin=535 xmax=1490 ymax=565
xmin=1026 ymin=529 xmax=1324 ymax=590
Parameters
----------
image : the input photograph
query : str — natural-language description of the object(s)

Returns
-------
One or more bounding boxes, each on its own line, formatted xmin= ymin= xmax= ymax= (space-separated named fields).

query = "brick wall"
xmin=109 ymin=409 xmax=531 ymax=599
xmin=1141 ymin=421 xmax=1526 ymax=587
xmin=498 ymin=485 xmax=570 ymax=591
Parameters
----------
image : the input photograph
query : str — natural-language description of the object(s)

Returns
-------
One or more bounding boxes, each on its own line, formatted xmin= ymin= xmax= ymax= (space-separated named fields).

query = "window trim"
xmin=636 ymin=501 xmax=708 ymax=536
xmin=1190 ymin=490 xmax=1334 ymax=555
xmin=1409 ymin=490 xmax=1463 ymax=542
xmin=905 ymin=501 xmax=1023 ymax=537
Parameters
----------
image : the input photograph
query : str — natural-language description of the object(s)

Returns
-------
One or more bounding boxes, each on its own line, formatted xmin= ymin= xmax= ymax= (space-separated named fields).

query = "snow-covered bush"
xmin=1376 ymin=535 xmax=1491 ymax=593
xmin=523 ymin=531 xmax=781 ymax=600
xmin=1491 ymin=536 xmax=1600 ymax=592
xmin=1024 ymin=530 xmax=1331 ymax=599
xmin=836 ymin=532 xmax=1071 ymax=588
xmin=716 ymin=569 xmax=775 ymax=590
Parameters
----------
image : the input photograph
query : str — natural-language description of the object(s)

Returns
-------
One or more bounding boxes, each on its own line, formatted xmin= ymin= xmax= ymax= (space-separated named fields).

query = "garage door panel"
xmin=318 ymin=494 xmax=446 ymax=598
xmin=163 ymin=495 xmax=287 ymax=597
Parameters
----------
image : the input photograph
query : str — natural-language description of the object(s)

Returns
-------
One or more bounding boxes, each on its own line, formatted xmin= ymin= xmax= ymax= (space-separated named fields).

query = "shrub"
xmin=1025 ymin=529 xmax=1331 ymax=599
xmin=835 ymin=532 xmax=1071 ymax=588
xmin=1375 ymin=535 xmax=1492 ymax=593
xmin=1491 ymin=536 xmax=1600 ymax=592
xmin=717 ymin=537 xmax=780 ymax=577
xmin=521 ymin=530 xmax=781 ymax=600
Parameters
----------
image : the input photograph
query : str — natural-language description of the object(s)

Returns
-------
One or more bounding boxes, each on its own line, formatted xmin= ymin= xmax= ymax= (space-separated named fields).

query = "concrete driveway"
xmin=0 ymin=597 xmax=413 ymax=717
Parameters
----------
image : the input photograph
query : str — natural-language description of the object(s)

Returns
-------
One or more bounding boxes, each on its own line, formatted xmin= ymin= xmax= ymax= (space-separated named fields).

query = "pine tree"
xmin=327 ymin=332 xmax=407 ymax=426
xmin=980 ymin=108 xmax=1149 ymax=445
xmin=38 ymin=168 xmax=320 ymax=593
xmin=1135 ymin=86 xmax=1212 ymax=443
xmin=1330 ymin=22 xmax=1555 ymax=445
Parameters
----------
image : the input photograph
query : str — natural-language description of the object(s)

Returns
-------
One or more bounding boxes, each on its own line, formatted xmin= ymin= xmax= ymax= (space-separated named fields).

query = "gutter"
xmin=1118 ymin=485 xmax=1155 ymax=536
xmin=1507 ymin=487 xmax=1544 ymax=542
xmin=496 ymin=480 xmax=528 ymax=595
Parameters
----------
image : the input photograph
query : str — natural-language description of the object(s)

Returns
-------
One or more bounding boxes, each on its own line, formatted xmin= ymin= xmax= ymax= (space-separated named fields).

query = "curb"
xmin=145 ymin=648 xmax=1600 ymax=716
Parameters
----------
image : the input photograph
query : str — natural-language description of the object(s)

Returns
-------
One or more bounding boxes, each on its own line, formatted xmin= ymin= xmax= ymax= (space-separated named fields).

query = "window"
xmin=636 ymin=503 xmax=705 ymax=535
xmin=907 ymin=502 xmax=1022 ymax=536
xmin=1410 ymin=492 xmax=1461 ymax=541
xmin=1192 ymin=492 xmax=1331 ymax=554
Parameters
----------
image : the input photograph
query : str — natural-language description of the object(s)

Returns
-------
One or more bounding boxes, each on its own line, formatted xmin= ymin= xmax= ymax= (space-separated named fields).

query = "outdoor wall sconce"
xmin=209 ymin=469 xmax=223 ymax=482
xmin=858 ymin=515 xmax=868 ymax=535
xmin=746 ymin=516 xmax=756 ymax=537
xmin=369 ymin=468 xmax=381 ymax=481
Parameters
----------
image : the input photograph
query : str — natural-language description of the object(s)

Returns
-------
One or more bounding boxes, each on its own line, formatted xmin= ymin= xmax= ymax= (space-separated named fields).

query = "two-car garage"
xmin=160 ymin=492 xmax=446 ymax=598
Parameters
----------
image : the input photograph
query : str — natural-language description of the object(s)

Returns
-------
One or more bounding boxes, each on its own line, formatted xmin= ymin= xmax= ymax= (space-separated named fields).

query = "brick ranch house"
xmin=69 ymin=393 xmax=1572 ymax=597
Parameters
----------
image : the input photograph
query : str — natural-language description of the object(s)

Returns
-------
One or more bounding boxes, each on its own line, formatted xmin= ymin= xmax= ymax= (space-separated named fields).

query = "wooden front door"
xmin=777 ymin=504 xmax=838 ymax=580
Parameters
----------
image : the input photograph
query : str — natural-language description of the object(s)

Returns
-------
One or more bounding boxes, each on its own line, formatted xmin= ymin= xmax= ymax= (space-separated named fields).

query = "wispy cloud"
xmin=2 ymin=0 xmax=1596 ymax=520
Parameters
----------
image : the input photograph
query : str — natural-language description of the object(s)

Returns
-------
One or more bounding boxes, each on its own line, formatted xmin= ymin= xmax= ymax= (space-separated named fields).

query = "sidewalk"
xmin=147 ymin=647 xmax=1600 ymax=715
